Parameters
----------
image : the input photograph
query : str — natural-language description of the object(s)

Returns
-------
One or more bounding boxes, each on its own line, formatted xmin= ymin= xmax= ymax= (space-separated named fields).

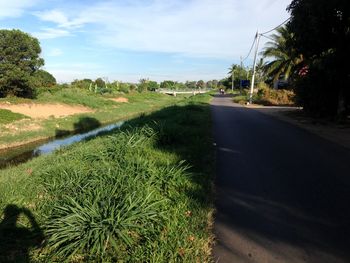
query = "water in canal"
xmin=0 ymin=121 xmax=124 ymax=169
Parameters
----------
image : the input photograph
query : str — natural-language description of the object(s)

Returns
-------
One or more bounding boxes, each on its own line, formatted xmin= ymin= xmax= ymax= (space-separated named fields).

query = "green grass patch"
xmin=0 ymin=90 xmax=186 ymax=148
xmin=0 ymin=109 xmax=29 ymax=124
xmin=36 ymin=88 xmax=117 ymax=109
xmin=0 ymin=94 xmax=214 ymax=262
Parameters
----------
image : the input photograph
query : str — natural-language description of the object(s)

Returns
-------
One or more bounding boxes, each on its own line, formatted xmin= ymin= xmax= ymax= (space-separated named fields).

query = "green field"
xmin=0 ymin=93 xmax=214 ymax=262
xmin=0 ymin=89 xmax=187 ymax=149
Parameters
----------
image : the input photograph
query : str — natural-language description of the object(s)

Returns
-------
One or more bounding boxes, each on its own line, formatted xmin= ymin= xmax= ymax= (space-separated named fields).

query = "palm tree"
xmin=261 ymin=25 xmax=303 ymax=87
xmin=228 ymin=64 xmax=238 ymax=90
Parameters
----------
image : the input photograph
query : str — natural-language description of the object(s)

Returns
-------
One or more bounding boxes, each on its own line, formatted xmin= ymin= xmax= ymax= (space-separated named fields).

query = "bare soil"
xmin=0 ymin=103 xmax=94 ymax=118
xmin=108 ymin=97 xmax=129 ymax=103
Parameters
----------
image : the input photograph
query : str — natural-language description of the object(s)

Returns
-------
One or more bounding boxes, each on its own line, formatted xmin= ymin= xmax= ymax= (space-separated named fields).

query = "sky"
xmin=0 ymin=0 xmax=291 ymax=83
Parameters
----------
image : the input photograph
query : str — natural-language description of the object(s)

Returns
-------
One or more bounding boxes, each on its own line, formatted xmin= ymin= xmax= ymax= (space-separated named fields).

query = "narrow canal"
xmin=0 ymin=121 xmax=124 ymax=169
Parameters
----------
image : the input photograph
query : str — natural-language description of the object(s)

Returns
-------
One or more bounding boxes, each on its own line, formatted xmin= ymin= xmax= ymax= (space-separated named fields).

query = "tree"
xmin=94 ymin=78 xmax=105 ymax=88
xmin=206 ymin=80 xmax=219 ymax=89
xmin=288 ymin=0 xmax=350 ymax=116
xmin=228 ymin=64 xmax=238 ymax=88
xmin=0 ymin=29 xmax=44 ymax=97
xmin=261 ymin=25 xmax=303 ymax=87
xmin=33 ymin=70 xmax=56 ymax=87
xmin=196 ymin=80 xmax=206 ymax=89
xmin=71 ymin=79 xmax=92 ymax=89
xmin=160 ymin=80 xmax=175 ymax=90
xmin=147 ymin=81 xmax=159 ymax=91
xmin=185 ymin=81 xmax=196 ymax=90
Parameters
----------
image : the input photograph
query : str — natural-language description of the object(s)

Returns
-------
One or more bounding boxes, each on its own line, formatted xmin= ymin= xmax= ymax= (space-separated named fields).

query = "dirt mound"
xmin=0 ymin=103 xmax=93 ymax=118
xmin=109 ymin=97 xmax=128 ymax=103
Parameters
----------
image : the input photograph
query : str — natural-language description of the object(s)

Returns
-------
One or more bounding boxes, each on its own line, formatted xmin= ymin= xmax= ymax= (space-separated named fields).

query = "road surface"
xmin=211 ymin=95 xmax=350 ymax=263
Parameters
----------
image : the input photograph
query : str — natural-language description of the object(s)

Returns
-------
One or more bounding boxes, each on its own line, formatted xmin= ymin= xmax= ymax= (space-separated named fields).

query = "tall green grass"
xmin=0 ymin=94 xmax=214 ymax=262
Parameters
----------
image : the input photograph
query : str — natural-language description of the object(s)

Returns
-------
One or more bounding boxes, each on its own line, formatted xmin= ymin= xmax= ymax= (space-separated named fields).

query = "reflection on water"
xmin=0 ymin=121 xmax=124 ymax=169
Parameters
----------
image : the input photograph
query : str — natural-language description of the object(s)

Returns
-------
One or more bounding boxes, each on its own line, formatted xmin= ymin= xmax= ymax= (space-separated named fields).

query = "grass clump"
xmin=0 ymin=93 xmax=214 ymax=262
xmin=0 ymin=109 xmax=28 ymax=124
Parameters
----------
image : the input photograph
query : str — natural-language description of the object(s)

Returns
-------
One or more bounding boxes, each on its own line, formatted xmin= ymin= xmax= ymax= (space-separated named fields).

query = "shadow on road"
xmin=211 ymin=100 xmax=350 ymax=262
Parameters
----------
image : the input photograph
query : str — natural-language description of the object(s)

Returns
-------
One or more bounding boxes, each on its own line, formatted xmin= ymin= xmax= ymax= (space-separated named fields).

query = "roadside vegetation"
xmin=232 ymin=83 xmax=295 ymax=106
xmin=0 ymin=93 xmax=214 ymax=262
xmin=225 ymin=0 xmax=349 ymax=119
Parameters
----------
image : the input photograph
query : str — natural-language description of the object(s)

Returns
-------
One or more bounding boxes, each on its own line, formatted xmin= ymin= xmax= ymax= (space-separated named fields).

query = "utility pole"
xmin=249 ymin=31 xmax=260 ymax=104
xmin=240 ymin=56 xmax=243 ymax=94
xmin=231 ymin=70 xmax=234 ymax=92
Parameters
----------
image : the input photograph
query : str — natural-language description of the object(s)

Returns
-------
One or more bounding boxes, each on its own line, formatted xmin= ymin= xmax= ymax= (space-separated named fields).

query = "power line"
xmin=260 ymin=17 xmax=290 ymax=36
xmin=260 ymin=34 xmax=275 ymax=42
xmin=242 ymin=33 xmax=257 ymax=62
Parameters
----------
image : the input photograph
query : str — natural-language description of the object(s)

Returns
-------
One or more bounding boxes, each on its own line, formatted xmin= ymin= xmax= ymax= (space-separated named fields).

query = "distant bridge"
xmin=157 ymin=89 xmax=211 ymax=96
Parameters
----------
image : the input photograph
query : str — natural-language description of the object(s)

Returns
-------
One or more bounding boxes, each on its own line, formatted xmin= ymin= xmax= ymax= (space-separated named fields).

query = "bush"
xmin=256 ymin=83 xmax=295 ymax=105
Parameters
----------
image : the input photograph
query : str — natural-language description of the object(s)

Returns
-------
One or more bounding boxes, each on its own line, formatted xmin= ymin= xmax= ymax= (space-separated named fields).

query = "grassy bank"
xmin=0 ymin=89 xmax=186 ymax=149
xmin=0 ymin=109 xmax=28 ymax=125
xmin=0 ymin=93 xmax=214 ymax=262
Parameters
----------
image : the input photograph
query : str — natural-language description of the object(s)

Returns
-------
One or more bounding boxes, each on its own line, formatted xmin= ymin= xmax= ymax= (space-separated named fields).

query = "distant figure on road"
xmin=220 ymin=88 xmax=225 ymax=95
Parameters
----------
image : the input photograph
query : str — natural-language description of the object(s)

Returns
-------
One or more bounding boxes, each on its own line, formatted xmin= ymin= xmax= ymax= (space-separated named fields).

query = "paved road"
xmin=211 ymin=95 xmax=350 ymax=263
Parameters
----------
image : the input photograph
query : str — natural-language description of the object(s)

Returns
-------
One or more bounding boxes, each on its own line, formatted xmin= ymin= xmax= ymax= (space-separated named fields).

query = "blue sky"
xmin=0 ymin=0 xmax=291 ymax=83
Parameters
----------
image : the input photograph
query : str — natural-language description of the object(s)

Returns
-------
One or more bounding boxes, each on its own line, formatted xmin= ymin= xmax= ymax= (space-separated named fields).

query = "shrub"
xmin=256 ymin=83 xmax=295 ymax=105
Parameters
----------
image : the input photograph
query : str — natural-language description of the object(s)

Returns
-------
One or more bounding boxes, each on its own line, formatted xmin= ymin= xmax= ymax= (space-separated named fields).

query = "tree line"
xmin=0 ymin=29 xmax=223 ymax=98
xmin=226 ymin=0 xmax=349 ymax=118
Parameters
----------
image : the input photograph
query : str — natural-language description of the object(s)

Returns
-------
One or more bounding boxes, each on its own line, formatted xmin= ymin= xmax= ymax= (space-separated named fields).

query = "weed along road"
xmin=211 ymin=95 xmax=350 ymax=263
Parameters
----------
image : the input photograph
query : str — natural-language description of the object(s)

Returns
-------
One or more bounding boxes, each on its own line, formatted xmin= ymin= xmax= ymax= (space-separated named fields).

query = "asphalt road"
xmin=211 ymin=95 xmax=350 ymax=263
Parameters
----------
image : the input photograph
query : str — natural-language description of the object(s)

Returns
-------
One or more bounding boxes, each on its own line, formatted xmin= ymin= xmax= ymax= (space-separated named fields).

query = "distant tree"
xmin=219 ymin=78 xmax=230 ymax=90
xmin=33 ymin=69 xmax=56 ymax=87
xmin=174 ymin=82 xmax=186 ymax=90
xmin=228 ymin=64 xmax=238 ymax=88
xmin=0 ymin=29 xmax=44 ymax=97
xmin=196 ymin=80 xmax=206 ymax=89
xmin=118 ymin=82 xmax=130 ymax=93
xmin=94 ymin=78 xmax=105 ymax=88
xmin=206 ymin=80 xmax=219 ymax=89
xmin=71 ymin=79 xmax=92 ymax=89
xmin=184 ymin=81 xmax=196 ymax=90
xmin=160 ymin=80 xmax=175 ymax=90
xmin=147 ymin=81 xmax=159 ymax=91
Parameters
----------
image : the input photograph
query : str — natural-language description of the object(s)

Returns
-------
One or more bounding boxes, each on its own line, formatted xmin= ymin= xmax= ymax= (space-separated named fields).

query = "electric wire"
xmin=260 ymin=34 xmax=275 ymax=42
xmin=242 ymin=33 xmax=257 ymax=62
xmin=260 ymin=17 xmax=290 ymax=36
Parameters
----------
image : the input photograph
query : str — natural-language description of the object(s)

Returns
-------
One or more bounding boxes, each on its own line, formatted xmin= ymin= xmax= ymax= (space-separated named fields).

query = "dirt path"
xmin=0 ymin=103 xmax=93 ymax=118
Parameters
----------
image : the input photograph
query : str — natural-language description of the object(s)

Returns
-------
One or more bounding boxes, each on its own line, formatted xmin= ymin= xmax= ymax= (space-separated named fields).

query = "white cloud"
xmin=33 ymin=9 xmax=88 ymax=29
xmin=33 ymin=0 xmax=290 ymax=59
xmin=47 ymin=48 xmax=63 ymax=57
xmin=33 ymin=27 xmax=71 ymax=39
xmin=34 ymin=9 xmax=69 ymax=25
xmin=45 ymin=63 xmax=105 ymax=83
xmin=0 ymin=0 xmax=39 ymax=18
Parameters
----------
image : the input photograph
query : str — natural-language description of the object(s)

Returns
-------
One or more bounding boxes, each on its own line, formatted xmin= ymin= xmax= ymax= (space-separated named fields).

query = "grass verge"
xmin=0 ymin=109 xmax=29 ymax=125
xmin=0 ymin=93 xmax=214 ymax=262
